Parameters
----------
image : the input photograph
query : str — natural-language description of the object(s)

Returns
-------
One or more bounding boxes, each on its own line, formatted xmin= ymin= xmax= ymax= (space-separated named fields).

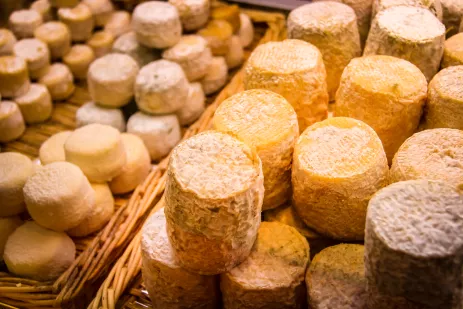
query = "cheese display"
xmin=112 ymin=31 xmax=159 ymax=67
xmin=440 ymin=0 xmax=463 ymax=37
xmin=82 ymin=0 xmax=114 ymax=27
xmin=58 ymin=3 xmax=94 ymax=42
xmin=0 ymin=56 xmax=30 ymax=98
xmin=141 ymin=209 xmax=220 ymax=309
xmin=0 ymin=29 xmax=17 ymax=56
xmin=62 ymin=44 xmax=95 ymax=79
xmin=86 ymin=31 xmax=115 ymax=58
xmin=0 ymin=217 xmax=22 ymax=261
xmin=76 ymin=101 xmax=125 ymax=132
xmin=0 ymin=101 xmax=26 ymax=143
xmin=442 ymin=33 xmax=463 ymax=68
xmin=220 ymin=222 xmax=309 ymax=309
xmin=211 ymin=5 xmax=241 ymax=33
xmin=244 ymin=39 xmax=329 ymax=132
xmin=176 ymin=82 xmax=205 ymax=126
xmin=371 ymin=0 xmax=443 ymax=20
xmin=13 ymin=38 xmax=50 ymax=79
xmin=237 ymin=13 xmax=254 ymax=48
xmin=39 ymin=130 xmax=72 ymax=165
xmin=168 ymin=0 xmax=210 ymax=31
xmin=50 ymin=0 xmax=79 ymax=8
xmin=88 ymin=53 xmax=139 ymax=108
xmin=104 ymin=11 xmax=131 ymax=38
xmin=127 ymin=112 xmax=181 ymax=161
xmin=164 ymin=131 xmax=264 ymax=275
xmin=292 ymin=117 xmax=389 ymax=240
xmin=198 ymin=20 xmax=233 ymax=56
xmin=200 ymin=56 xmax=228 ymax=95
xmin=131 ymin=1 xmax=182 ymax=49
xmin=14 ymin=83 xmax=52 ymax=124
xmin=363 ymin=6 xmax=445 ymax=81
xmin=64 ymin=123 xmax=126 ymax=183
xmin=365 ymin=180 xmax=463 ymax=308
xmin=8 ymin=9 xmax=43 ymax=39
xmin=335 ymin=55 xmax=427 ymax=162
xmin=34 ymin=21 xmax=71 ymax=60
xmin=30 ymin=0 xmax=53 ymax=22
xmin=213 ymin=89 xmax=298 ymax=210
xmin=225 ymin=35 xmax=244 ymax=69
xmin=38 ymin=63 xmax=75 ymax=101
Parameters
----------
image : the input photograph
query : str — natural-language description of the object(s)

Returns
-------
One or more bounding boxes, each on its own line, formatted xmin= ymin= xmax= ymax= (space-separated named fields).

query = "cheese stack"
xmin=0 ymin=101 xmax=26 ymax=143
xmin=371 ymin=0 xmax=443 ymax=20
xmin=0 ymin=29 xmax=17 ymax=56
xmin=442 ymin=33 xmax=463 ymax=68
xmin=34 ymin=22 xmax=71 ymax=61
xmin=0 ymin=56 xmax=30 ymax=98
xmin=168 ymin=0 xmax=210 ymax=31
xmin=440 ymin=0 xmax=463 ymax=37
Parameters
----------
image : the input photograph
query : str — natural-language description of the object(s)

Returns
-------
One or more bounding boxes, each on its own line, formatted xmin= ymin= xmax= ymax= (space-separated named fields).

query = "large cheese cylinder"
xmin=165 ymin=131 xmax=264 ymax=275
xmin=58 ymin=3 xmax=94 ymax=42
xmin=0 ymin=56 xmax=30 ymax=98
xmin=212 ymin=89 xmax=299 ymax=210
xmin=34 ymin=21 xmax=71 ymax=60
xmin=292 ymin=117 xmax=389 ymax=240
xmin=442 ymin=33 xmax=463 ymax=68
xmin=9 ymin=9 xmax=43 ymax=39
xmin=62 ymin=44 xmax=95 ymax=79
xmin=244 ymin=39 xmax=329 ymax=132
xmin=14 ymin=83 xmax=52 ymax=124
xmin=0 ymin=29 xmax=17 ymax=56
xmin=372 ymin=0 xmax=442 ymax=20
xmin=168 ymin=0 xmax=210 ymax=31
xmin=335 ymin=55 xmax=427 ymax=162
xmin=287 ymin=2 xmax=361 ymax=100
xmin=112 ymin=31 xmax=159 ymax=68
xmin=0 ymin=101 xmax=26 ymax=143
xmin=13 ymin=38 xmax=50 ymax=80
xmin=440 ymin=0 xmax=463 ymax=37
xmin=365 ymin=180 xmax=463 ymax=308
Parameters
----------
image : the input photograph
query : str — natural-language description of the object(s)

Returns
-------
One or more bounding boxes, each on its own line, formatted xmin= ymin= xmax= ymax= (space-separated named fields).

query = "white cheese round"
xmin=62 ymin=44 xmax=95 ymax=80
xmin=39 ymin=130 xmax=72 ymax=165
xmin=104 ymin=11 xmax=131 ymax=38
xmin=168 ymin=0 xmax=210 ymax=31
xmin=175 ymin=82 xmax=205 ymax=126
xmin=200 ymin=56 xmax=228 ymax=95
xmin=76 ymin=101 xmax=125 ymax=132
xmin=0 ymin=101 xmax=26 ymax=143
xmin=0 ymin=216 xmax=22 ymax=261
xmin=13 ymin=38 xmax=50 ymax=80
xmin=225 ymin=35 xmax=244 ymax=69
xmin=58 ymin=3 xmax=94 ymax=42
xmin=34 ymin=21 xmax=71 ymax=60
xmin=9 ymin=9 xmax=43 ymax=39
xmin=112 ymin=31 xmax=159 ymax=68
xmin=0 ymin=29 xmax=17 ymax=56
xmin=82 ymin=0 xmax=114 ymax=27
xmin=30 ymin=0 xmax=53 ymax=22
xmin=14 ymin=83 xmax=52 ymax=124
xmin=0 ymin=56 xmax=30 ymax=98
xmin=87 ymin=31 xmax=115 ymax=58
xmin=39 ymin=63 xmax=75 ymax=101
xmin=237 ymin=13 xmax=254 ymax=48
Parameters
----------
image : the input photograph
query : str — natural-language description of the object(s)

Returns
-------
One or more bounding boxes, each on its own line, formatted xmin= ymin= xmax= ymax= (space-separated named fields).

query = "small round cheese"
xmin=245 ymin=39 xmax=329 ymax=132
xmin=104 ymin=11 xmax=131 ymax=38
xmin=168 ymin=0 xmax=210 ymax=31
xmin=162 ymin=35 xmax=213 ymax=82
xmin=364 ymin=6 xmax=445 ymax=81
xmin=0 ymin=29 xmax=17 ymax=56
xmin=88 ymin=53 xmax=139 ymax=108
xmin=211 ymin=4 xmax=241 ymax=33
xmin=0 ymin=56 xmax=30 ymax=98
xmin=440 ymin=0 xmax=463 ymax=37
xmin=0 ymin=217 xmax=22 ymax=261
xmin=13 ymin=38 xmax=50 ymax=80
xmin=82 ymin=0 xmax=114 ymax=27
xmin=237 ymin=13 xmax=254 ymax=48
xmin=58 ymin=3 xmax=94 ymax=42
xmin=176 ymin=82 xmax=205 ymax=126
xmin=221 ymin=222 xmax=309 ymax=309
xmin=76 ymin=102 xmax=125 ymax=132
xmin=198 ymin=20 xmax=233 ymax=56
xmin=30 ymin=0 xmax=53 ymax=22
xmin=127 ymin=112 xmax=181 ymax=161
xmin=50 ymin=0 xmax=79 ymax=8
xmin=4 ymin=221 xmax=75 ymax=281
xmin=112 ymin=31 xmax=159 ymax=68
xmin=15 ymin=83 xmax=52 ymax=124
xmin=372 ymin=0 xmax=443 ymax=20
xmin=200 ymin=56 xmax=228 ymax=95
xmin=225 ymin=35 xmax=244 ymax=69
xmin=34 ymin=21 xmax=71 ymax=60
xmin=165 ymin=131 xmax=264 ymax=275
xmin=0 ymin=101 xmax=26 ymax=143
xmin=442 ymin=33 xmax=463 ymax=68
xmin=64 ymin=123 xmax=127 ymax=183
xmin=131 ymin=1 xmax=182 ymax=49
xmin=86 ymin=31 xmax=115 ymax=58
xmin=0 ymin=152 xmax=34 ymax=217
xmin=62 ymin=44 xmax=95 ymax=80
xmin=39 ymin=63 xmax=75 ymax=101
xmin=9 ymin=9 xmax=43 ymax=39
xmin=39 ymin=130 xmax=72 ymax=165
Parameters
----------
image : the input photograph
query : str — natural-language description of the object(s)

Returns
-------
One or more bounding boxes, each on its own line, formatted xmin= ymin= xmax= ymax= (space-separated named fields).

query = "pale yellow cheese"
xmin=211 ymin=5 xmax=241 ymax=33
xmin=104 ymin=11 xmax=131 ymax=38
xmin=0 ymin=101 xmax=26 ymax=143
xmin=237 ymin=13 xmax=254 ymax=48
xmin=15 ymin=83 xmax=52 ymax=124
xmin=0 ymin=56 xmax=30 ymax=98
xmin=0 ymin=29 xmax=17 ymax=56
xmin=0 ymin=217 xmax=22 ymax=261
xmin=30 ymin=0 xmax=53 ymax=22
xmin=200 ymin=56 xmax=228 ymax=95
xmin=34 ymin=21 xmax=71 ymax=60
xmin=39 ymin=63 xmax=75 ymax=101
xmin=225 ymin=35 xmax=244 ymax=69
xmin=440 ymin=0 xmax=463 ymax=37
xmin=168 ymin=0 xmax=210 ymax=31
xmin=58 ymin=3 xmax=94 ymax=42
xmin=9 ymin=9 xmax=43 ymax=39
xmin=82 ymin=0 xmax=114 ymax=27
xmin=198 ymin=20 xmax=233 ymax=56
xmin=442 ymin=33 xmax=463 ymax=68
xmin=39 ymin=130 xmax=72 ymax=165
xmin=13 ymin=38 xmax=50 ymax=79
xmin=86 ymin=31 xmax=115 ymax=58
xmin=62 ymin=44 xmax=95 ymax=79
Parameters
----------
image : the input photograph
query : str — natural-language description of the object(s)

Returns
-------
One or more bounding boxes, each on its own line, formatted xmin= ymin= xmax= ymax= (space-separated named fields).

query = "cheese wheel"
xmin=4 ymin=221 xmax=75 ymax=281
xmin=0 ymin=29 xmax=17 ymax=56
xmin=39 ymin=131 xmax=72 ymax=165
xmin=211 ymin=5 xmax=241 ymax=33
xmin=165 ymin=131 xmax=264 ymax=275
xmin=30 ymin=0 xmax=53 ymax=22
xmin=0 ymin=152 xmax=33 ymax=217
xmin=442 ymin=33 xmax=463 ymax=68
xmin=58 ymin=3 xmax=94 ymax=42
xmin=200 ymin=56 xmax=228 ymax=95
xmin=141 ymin=209 xmax=220 ymax=309
xmin=88 ymin=53 xmax=139 ymax=108
xmin=307 ymin=244 xmax=367 ymax=309
xmin=135 ymin=60 xmax=189 ymax=114
xmin=63 ymin=44 xmax=95 ymax=80
xmin=34 ymin=22 xmax=71 ymax=60
xmin=86 ymin=31 xmax=114 ymax=58
xmin=292 ymin=117 xmax=389 ymax=240
xmin=15 ymin=83 xmax=52 ymax=124
xmin=112 ymin=31 xmax=159 ymax=68
xmin=82 ymin=0 xmax=114 ymax=27
xmin=131 ymin=2 xmax=181 ymax=49
xmin=372 ymin=0 xmax=443 ymax=20
xmin=335 ymin=55 xmax=427 ymax=162
xmin=50 ymin=0 xmax=79 ymax=8
xmin=104 ymin=11 xmax=131 ymax=38
xmin=168 ymin=0 xmax=210 ymax=31
xmin=440 ymin=0 xmax=463 ymax=37
xmin=365 ymin=180 xmax=463 ymax=308
xmin=38 ymin=63 xmax=75 ymax=101
xmin=237 ymin=13 xmax=254 ymax=48
xmin=64 ymin=123 xmax=127 ymax=183
xmin=0 ymin=101 xmax=26 ymax=143
xmin=225 ymin=35 xmax=244 ymax=69
xmin=213 ymin=89 xmax=298 ymax=210
xmin=364 ymin=6 xmax=445 ymax=81
xmin=162 ymin=35 xmax=213 ymax=82
xmin=76 ymin=102 xmax=125 ymax=132
xmin=9 ymin=9 xmax=43 ymax=39
xmin=0 ymin=56 xmax=30 ymax=98
xmin=13 ymin=38 xmax=50 ymax=80
xmin=176 ymin=82 xmax=205 ymax=126
xmin=245 ymin=39 xmax=329 ymax=132
xmin=0 ymin=217 xmax=22 ymax=261
xmin=127 ymin=112 xmax=181 ymax=161
xmin=220 ymin=222 xmax=309 ymax=309
xmin=67 ymin=183 xmax=114 ymax=237
xmin=109 ymin=133 xmax=151 ymax=194
xmin=287 ymin=2 xmax=361 ymax=100
xmin=198 ymin=20 xmax=233 ymax=56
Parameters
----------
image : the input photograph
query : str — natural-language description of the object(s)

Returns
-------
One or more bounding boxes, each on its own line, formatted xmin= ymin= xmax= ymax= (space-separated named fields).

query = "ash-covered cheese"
xmin=58 ymin=3 xmax=94 ymax=42
xmin=30 ymin=0 xmax=53 ymax=22
xmin=112 ymin=31 xmax=159 ymax=68
xmin=372 ymin=0 xmax=443 ymax=20
xmin=440 ymin=0 xmax=463 ymax=37
xmin=104 ymin=11 xmax=131 ymax=38
xmin=82 ymin=0 xmax=114 ymax=27
xmin=0 ymin=217 xmax=22 ymax=261
xmin=34 ymin=21 xmax=71 ymax=60
xmin=39 ymin=130 xmax=72 ymax=165
xmin=211 ymin=5 xmax=241 ymax=33
xmin=198 ymin=20 xmax=233 ymax=56
xmin=237 ymin=13 xmax=254 ymax=48
xmin=0 ymin=101 xmax=26 ymax=143
xmin=200 ymin=56 xmax=228 ymax=95
xmin=39 ymin=63 xmax=75 ymax=101
xmin=165 ymin=131 xmax=264 ymax=275
xmin=86 ymin=31 xmax=114 ymax=58
xmin=9 ymin=9 xmax=43 ymax=39
xmin=442 ymin=33 xmax=463 ymax=68
xmin=168 ymin=0 xmax=210 ymax=31
xmin=76 ymin=101 xmax=125 ymax=132
xmin=63 ymin=44 xmax=95 ymax=79
xmin=176 ymin=82 xmax=205 ymax=126
xmin=0 ymin=56 xmax=30 ymax=98
xmin=13 ymin=38 xmax=50 ymax=80
xmin=15 ymin=83 xmax=52 ymax=124
xmin=0 ymin=29 xmax=17 ymax=56
xmin=225 ymin=35 xmax=244 ymax=69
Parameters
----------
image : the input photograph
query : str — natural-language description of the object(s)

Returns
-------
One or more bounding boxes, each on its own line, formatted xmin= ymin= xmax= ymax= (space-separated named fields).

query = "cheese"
xmin=162 ymin=35 xmax=213 ymax=82
xmin=39 ymin=130 xmax=72 ymax=165
xmin=364 ymin=6 xmax=445 ymax=81
xmin=198 ymin=20 xmax=233 ymax=56
xmin=287 ymin=2 xmax=361 ymax=100
xmin=112 ymin=31 xmax=159 ymax=67
xmin=13 ymin=38 xmax=50 ymax=79
xmin=335 ymin=55 xmax=427 ymax=162
xmin=8 ymin=9 xmax=43 ymax=39
xmin=213 ymin=89 xmax=298 ymax=210
xmin=14 ymin=83 xmax=52 ymax=124
xmin=135 ymin=59 xmax=189 ymax=114
xmin=372 ymin=0 xmax=443 ymax=20
xmin=244 ymin=39 xmax=329 ymax=132
xmin=460 ymin=18 xmax=463 ymax=32
xmin=292 ymin=117 xmax=389 ymax=240
xmin=0 ymin=217 xmax=22 ymax=261
xmin=365 ymin=180 xmax=463 ymax=308
xmin=58 ymin=3 xmax=94 ymax=42
xmin=200 ymin=56 xmax=228 ymax=95
xmin=126 ymin=112 xmax=181 ymax=161
xmin=211 ymin=5 xmax=241 ymax=33
xmin=86 ymin=31 xmax=115 ymax=58
xmin=34 ymin=21 xmax=71 ymax=60
xmin=0 ymin=152 xmax=33 ymax=217
xmin=50 ymin=0 xmax=79 ymax=8
xmin=64 ymin=123 xmax=126 ymax=183
xmin=176 ymin=82 xmax=205 ymax=126
xmin=30 ymin=0 xmax=53 ymax=22
xmin=131 ymin=2 xmax=181 ymax=49
xmin=3 ymin=221 xmax=75 ymax=281
xmin=88 ymin=53 xmax=139 ymax=108
xmin=82 ymin=0 xmax=114 ymax=27
xmin=62 ymin=44 xmax=95 ymax=79
xmin=225 ymin=35 xmax=244 ymax=69
xmin=442 ymin=33 xmax=463 ymax=68
xmin=0 ymin=56 xmax=30 ymax=98
xmin=237 ymin=13 xmax=254 ymax=48
xmin=104 ymin=11 xmax=131 ymax=38
xmin=0 ymin=101 xmax=26 ymax=143
xmin=141 ymin=209 xmax=220 ymax=308
xmin=164 ymin=131 xmax=264 ymax=275
xmin=220 ymin=222 xmax=309 ymax=309
xmin=168 ymin=0 xmax=210 ymax=31
xmin=38 ymin=63 xmax=75 ymax=101
xmin=440 ymin=0 xmax=463 ymax=37
xmin=76 ymin=101 xmax=125 ymax=132
xmin=0 ymin=29 xmax=17 ymax=56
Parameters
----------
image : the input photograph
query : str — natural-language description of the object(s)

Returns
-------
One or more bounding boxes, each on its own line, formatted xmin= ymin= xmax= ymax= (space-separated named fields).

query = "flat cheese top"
xmin=127 ymin=113 xmax=178 ymax=134
xmin=58 ymin=3 xmax=92 ymax=20
xmin=444 ymin=33 xmax=463 ymax=59
xmin=162 ymin=35 xmax=207 ymax=60
xmin=430 ymin=65 xmax=463 ymax=101
xmin=87 ymin=31 xmax=114 ymax=46
xmin=0 ymin=56 xmax=26 ymax=74
xmin=133 ymin=2 xmax=178 ymax=23
xmin=63 ymin=44 xmax=94 ymax=63
xmin=34 ymin=22 xmax=69 ymax=41
xmin=112 ymin=32 xmax=140 ymax=52
xmin=65 ymin=123 xmax=121 ymax=156
xmin=14 ymin=39 xmax=48 ymax=61
xmin=10 ymin=9 xmax=42 ymax=24
xmin=89 ymin=53 xmax=138 ymax=82
xmin=136 ymin=59 xmax=185 ymax=91
xmin=76 ymin=102 xmax=124 ymax=123
xmin=0 ymin=101 xmax=19 ymax=118
xmin=40 ymin=63 xmax=72 ymax=82
xmin=31 ymin=0 xmax=51 ymax=14
xmin=15 ymin=84 xmax=48 ymax=104
xmin=375 ymin=0 xmax=442 ymax=16
xmin=0 ymin=152 xmax=33 ymax=187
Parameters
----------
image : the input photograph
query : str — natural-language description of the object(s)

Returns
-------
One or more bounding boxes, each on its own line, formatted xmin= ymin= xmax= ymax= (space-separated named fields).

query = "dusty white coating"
xmin=76 ymin=102 xmax=125 ymax=132
xmin=0 ymin=56 xmax=30 ymax=98
xmin=15 ymin=83 xmax=52 ymax=124
xmin=62 ymin=44 xmax=95 ymax=79
xmin=0 ymin=101 xmax=26 ymax=143
xmin=82 ymin=0 xmax=114 ymax=26
xmin=225 ymin=36 xmax=244 ymax=69
xmin=112 ymin=31 xmax=159 ymax=67
xmin=372 ymin=0 xmax=443 ymax=20
xmin=0 ymin=216 xmax=22 ymax=261
xmin=176 ymin=82 xmax=205 ymax=126
xmin=104 ymin=11 xmax=131 ymax=38
xmin=9 ymin=9 xmax=43 ymax=39
xmin=34 ymin=21 xmax=71 ymax=60
xmin=168 ymin=0 xmax=210 ymax=31
xmin=238 ymin=13 xmax=254 ymax=48
xmin=58 ymin=3 xmax=94 ymax=42
xmin=38 ymin=63 xmax=75 ymax=100
xmin=442 ymin=33 xmax=463 ymax=68
xmin=0 ymin=29 xmax=17 ymax=56
xmin=39 ymin=130 xmax=72 ymax=165
xmin=201 ymin=56 xmax=228 ymax=95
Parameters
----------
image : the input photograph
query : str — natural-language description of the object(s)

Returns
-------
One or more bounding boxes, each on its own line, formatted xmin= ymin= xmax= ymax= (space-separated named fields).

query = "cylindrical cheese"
xmin=0 ymin=217 xmax=22 ymax=261
xmin=364 ymin=6 xmax=445 ymax=81
xmin=213 ymin=89 xmax=299 ymax=210
xmin=292 ymin=117 xmax=389 ymax=240
xmin=237 ymin=13 xmax=254 ymax=48
xmin=225 ymin=35 xmax=244 ymax=69
xmin=200 ymin=56 xmax=228 ymax=95
xmin=13 ymin=38 xmax=50 ymax=80
xmin=38 ymin=63 xmax=75 ymax=101
xmin=288 ymin=2 xmax=361 ymax=100
xmin=86 ymin=31 xmax=114 ymax=58
xmin=198 ymin=20 xmax=233 ymax=56
xmin=245 ymin=39 xmax=329 ymax=132
xmin=442 ymin=33 xmax=463 ymax=68
xmin=50 ymin=0 xmax=79 ymax=8
xmin=168 ymin=0 xmax=210 ymax=31
xmin=34 ymin=21 xmax=71 ymax=60
xmin=15 ymin=83 xmax=52 ymax=124
xmin=39 ymin=130 xmax=72 ymax=165
xmin=30 ymin=0 xmax=53 ymax=22
xmin=62 ymin=44 xmax=95 ymax=80
xmin=0 ymin=56 xmax=30 ymax=98
xmin=365 ymin=180 xmax=463 ymax=308
xmin=176 ymin=82 xmax=205 ymax=126
xmin=372 ymin=0 xmax=443 ymax=20
xmin=165 ymin=131 xmax=264 ymax=275
xmin=58 ymin=3 xmax=94 ymax=42
xmin=0 ymin=29 xmax=17 ymax=56
xmin=0 ymin=101 xmax=26 ymax=143
xmin=104 ymin=11 xmax=131 ymax=38
xmin=335 ymin=55 xmax=427 ymax=162
xmin=82 ymin=0 xmax=114 ymax=27
xmin=9 ymin=9 xmax=43 ymax=39
xmin=440 ymin=0 xmax=463 ymax=37
xmin=211 ymin=5 xmax=241 ymax=33
xmin=112 ymin=31 xmax=159 ymax=68
xmin=220 ymin=222 xmax=309 ymax=309
xmin=76 ymin=101 xmax=125 ymax=132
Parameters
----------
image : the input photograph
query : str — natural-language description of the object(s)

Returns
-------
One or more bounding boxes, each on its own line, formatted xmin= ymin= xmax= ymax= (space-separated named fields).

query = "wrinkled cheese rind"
xmin=76 ymin=101 xmax=125 ymax=132
xmin=62 ymin=44 xmax=95 ymax=79
xmin=372 ymin=0 xmax=443 ymax=21
xmin=0 ymin=101 xmax=26 ymax=143
xmin=168 ymin=0 xmax=210 ymax=31
xmin=58 ymin=3 xmax=94 ymax=42
xmin=0 ymin=56 xmax=30 ymax=98
xmin=39 ymin=130 xmax=72 ymax=165
xmin=15 ymin=83 xmax=52 ymax=124
xmin=0 ymin=29 xmax=17 ymax=56
xmin=13 ymin=38 xmax=50 ymax=79
xmin=176 ymin=82 xmax=205 ymax=126
xmin=9 ymin=9 xmax=43 ymax=39
xmin=201 ymin=56 xmax=228 ymax=95
xmin=0 ymin=216 xmax=22 ymax=261
xmin=112 ymin=31 xmax=159 ymax=68
xmin=442 ymin=33 xmax=463 ymax=68
xmin=440 ymin=0 xmax=463 ymax=37
xmin=237 ymin=13 xmax=254 ymax=48
xmin=34 ymin=21 xmax=71 ymax=60
xmin=38 ymin=63 xmax=75 ymax=101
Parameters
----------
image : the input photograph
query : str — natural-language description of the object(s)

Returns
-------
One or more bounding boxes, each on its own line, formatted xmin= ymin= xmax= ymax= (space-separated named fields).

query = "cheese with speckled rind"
xmin=13 ymin=39 xmax=50 ymax=79
xmin=335 ymin=55 xmax=427 ymax=162
xmin=213 ymin=89 xmax=298 ymax=210
xmin=165 ymin=131 xmax=264 ymax=275
xmin=441 ymin=0 xmax=463 ymax=37
xmin=176 ymin=82 xmax=205 ymax=126
xmin=372 ymin=0 xmax=442 ymax=21
xmin=58 ymin=3 xmax=94 ymax=42
xmin=30 ymin=0 xmax=53 ymax=22
xmin=39 ymin=63 xmax=75 ymax=100
xmin=9 ymin=10 xmax=43 ymax=39
xmin=87 ymin=31 xmax=114 ymax=58
xmin=82 ymin=0 xmax=114 ymax=27
xmin=221 ymin=222 xmax=309 ymax=309
xmin=104 ymin=11 xmax=131 ymax=38
xmin=0 ymin=56 xmax=30 ymax=98
xmin=141 ymin=209 xmax=220 ymax=309
xmin=245 ymin=39 xmax=329 ymax=132
xmin=0 ymin=29 xmax=17 ymax=56
xmin=39 ymin=131 xmax=72 ymax=165
xmin=442 ymin=33 xmax=463 ymax=68
xmin=76 ymin=102 xmax=125 ymax=132
xmin=225 ymin=35 xmax=244 ymax=69
xmin=364 ymin=6 xmax=445 ymax=81
xmin=0 ymin=152 xmax=33 ymax=217
xmin=237 ymin=13 xmax=254 ymax=48
xmin=287 ymin=2 xmax=361 ymax=100
xmin=0 ymin=217 xmax=22 ymax=261
xmin=365 ymin=180 xmax=463 ymax=308
xmin=168 ymin=0 xmax=210 ymax=31
xmin=211 ymin=5 xmax=241 ymax=33
xmin=63 ymin=44 xmax=95 ymax=80
xmin=34 ymin=22 xmax=71 ymax=60
xmin=0 ymin=101 xmax=26 ymax=143
xmin=200 ymin=56 xmax=228 ymax=95
xmin=112 ymin=31 xmax=159 ymax=67
xmin=292 ymin=117 xmax=389 ymax=240
xmin=50 ymin=0 xmax=79 ymax=8
xmin=198 ymin=20 xmax=233 ymax=56
xmin=15 ymin=83 xmax=52 ymax=124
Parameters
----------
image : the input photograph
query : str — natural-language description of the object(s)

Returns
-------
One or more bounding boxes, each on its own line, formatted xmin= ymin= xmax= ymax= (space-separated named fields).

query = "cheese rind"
xmin=9 ymin=9 xmax=43 ymax=39
xmin=372 ymin=0 xmax=443 ymax=20
xmin=176 ymin=82 xmax=205 ymax=126
xmin=104 ymin=11 xmax=131 ymax=38
xmin=15 ymin=83 xmax=52 ymax=124
xmin=0 ymin=56 xmax=30 ymax=98
xmin=34 ymin=21 xmax=71 ymax=60
xmin=211 ymin=5 xmax=241 ymax=33
xmin=82 ymin=0 xmax=114 ymax=27
xmin=200 ymin=56 xmax=228 ymax=95
xmin=168 ymin=0 xmax=210 ymax=31
xmin=0 ymin=29 xmax=17 ymax=56
xmin=112 ymin=31 xmax=159 ymax=67
xmin=38 ymin=63 xmax=75 ymax=101
xmin=76 ymin=101 xmax=125 ymax=132
xmin=58 ymin=3 xmax=94 ymax=42
xmin=237 ymin=13 xmax=254 ymax=48
xmin=442 ymin=33 xmax=463 ymax=68
xmin=39 ymin=130 xmax=72 ymax=165
xmin=86 ymin=31 xmax=115 ymax=58
xmin=440 ymin=0 xmax=463 ymax=37
xmin=198 ymin=20 xmax=233 ymax=56
xmin=225 ymin=35 xmax=244 ymax=69
xmin=13 ymin=38 xmax=50 ymax=79
xmin=30 ymin=0 xmax=53 ymax=22
xmin=62 ymin=44 xmax=95 ymax=79
xmin=0 ymin=217 xmax=22 ymax=261
xmin=0 ymin=101 xmax=26 ymax=143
